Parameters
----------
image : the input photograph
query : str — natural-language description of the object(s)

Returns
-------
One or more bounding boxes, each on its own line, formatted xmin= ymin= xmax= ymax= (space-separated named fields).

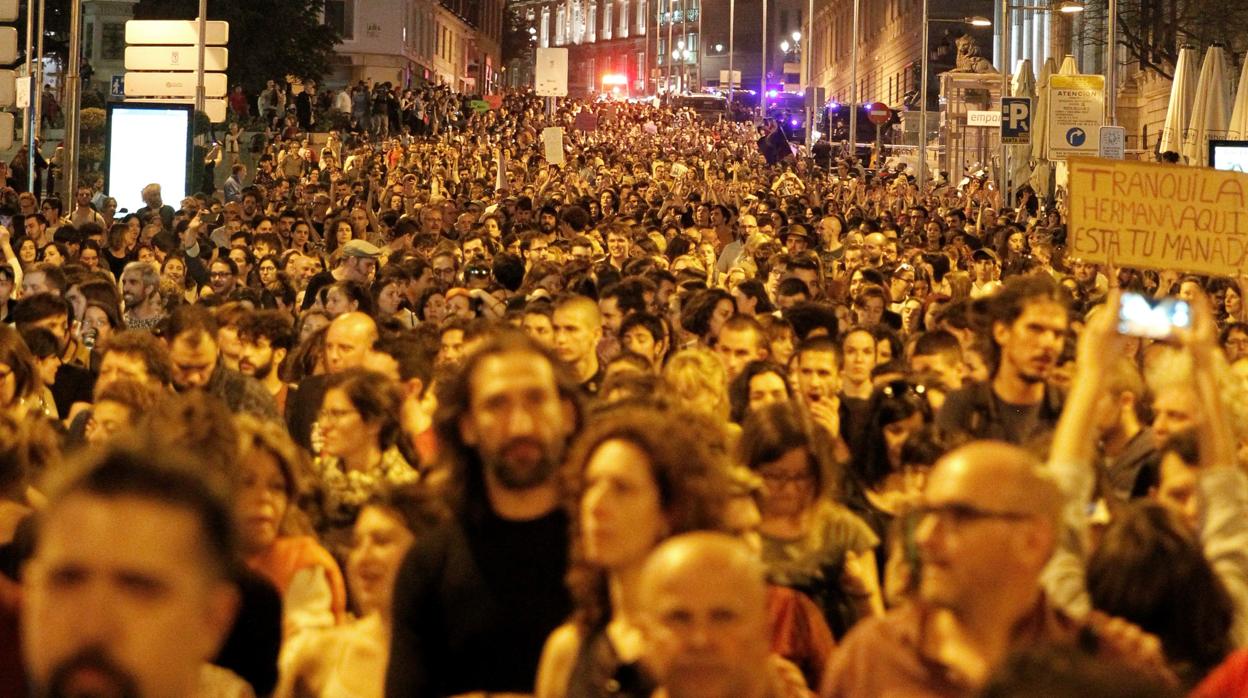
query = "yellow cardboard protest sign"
xmin=1068 ymin=157 xmax=1248 ymax=276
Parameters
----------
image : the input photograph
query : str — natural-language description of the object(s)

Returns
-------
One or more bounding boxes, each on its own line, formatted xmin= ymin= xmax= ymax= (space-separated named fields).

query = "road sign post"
xmin=535 ymin=47 xmax=569 ymax=98
xmin=1099 ymin=125 xmax=1126 ymax=159
xmin=124 ymin=19 xmax=229 ymax=123
xmin=1047 ymin=74 xmax=1105 ymax=160
xmin=1001 ymin=96 xmax=1032 ymax=145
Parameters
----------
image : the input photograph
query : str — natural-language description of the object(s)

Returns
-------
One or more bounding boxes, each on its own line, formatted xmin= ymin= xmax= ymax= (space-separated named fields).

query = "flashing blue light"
xmin=828 ymin=101 xmax=840 ymax=110
xmin=790 ymin=118 xmax=800 ymax=126
xmin=767 ymin=89 xmax=778 ymax=98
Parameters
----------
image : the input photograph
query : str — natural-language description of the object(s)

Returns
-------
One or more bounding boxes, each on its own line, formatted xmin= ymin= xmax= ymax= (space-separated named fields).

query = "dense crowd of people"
xmin=2 ymin=84 xmax=1248 ymax=698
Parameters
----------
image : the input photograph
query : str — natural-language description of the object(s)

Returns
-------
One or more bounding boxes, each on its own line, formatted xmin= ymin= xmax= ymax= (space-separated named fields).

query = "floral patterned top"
xmin=313 ymin=446 xmax=419 ymax=531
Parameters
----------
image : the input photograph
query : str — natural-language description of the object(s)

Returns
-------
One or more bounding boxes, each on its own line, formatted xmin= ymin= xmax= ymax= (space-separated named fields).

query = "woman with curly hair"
xmin=535 ymin=405 xmax=731 ymax=698
xmin=235 ymin=415 xmax=347 ymax=637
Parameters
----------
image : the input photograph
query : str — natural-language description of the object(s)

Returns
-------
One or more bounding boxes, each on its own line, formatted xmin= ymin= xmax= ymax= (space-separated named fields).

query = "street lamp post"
xmin=64 ymin=0 xmax=83 ymax=203
xmin=727 ymin=0 xmax=734 ymax=105
xmin=696 ymin=0 xmax=703 ymax=89
xmin=22 ymin=0 xmax=33 ymax=192
xmin=1106 ymin=0 xmax=1116 ymax=124
xmin=804 ymin=0 xmax=813 ymax=145
xmin=760 ymin=0 xmax=767 ymax=119
xmin=847 ymin=0 xmax=858 ymax=156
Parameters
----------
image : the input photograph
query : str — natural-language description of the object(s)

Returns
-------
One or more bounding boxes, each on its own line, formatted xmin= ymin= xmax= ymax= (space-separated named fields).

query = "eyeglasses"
xmin=759 ymin=470 xmax=814 ymax=486
xmin=913 ymin=501 xmax=1034 ymax=527
xmin=318 ymin=407 xmax=358 ymax=423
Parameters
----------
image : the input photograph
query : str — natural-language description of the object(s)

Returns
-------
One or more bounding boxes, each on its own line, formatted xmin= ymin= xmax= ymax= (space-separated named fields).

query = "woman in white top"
xmin=275 ymin=487 xmax=445 ymax=698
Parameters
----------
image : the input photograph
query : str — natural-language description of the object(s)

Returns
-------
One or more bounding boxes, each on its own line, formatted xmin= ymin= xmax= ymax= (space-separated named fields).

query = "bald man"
xmin=552 ymin=295 xmax=604 ymax=394
xmin=287 ymin=311 xmax=379 ymax=448
xmin=325 ymin=312 xmax=379 ymax=374
xmin=822 ymin=441 xmax=1070 ymax=697
xmin=639 ymin=532 xmax=778 ymax=698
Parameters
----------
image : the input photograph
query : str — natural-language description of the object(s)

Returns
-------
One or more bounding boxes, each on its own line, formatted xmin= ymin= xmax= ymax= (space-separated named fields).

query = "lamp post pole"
xmin=32 ymin=0 xmax=43 ymax=141
xmin=64 ymin=0 xmax=82 ymax=203
xmin=1106 ymin=0 xmax=1116 ymax=124
xmin=918 ymin=0 xmax=929 ymax=191
xmin=999 ymin=0 xmax=1010 ymax=205
xmin=22 ymin=0 xmax=33 ymax=192
xmin=804 ymin=0 xmax=812 ymax=145
xmin=727 ymin=0 xmax=734 ymax=104
xmin=696 ymin=0 xmax=702 ymax=89
xmin=760 ymin=0 xmax=767 ymax=119
xmin=847 ymin=0 xmax=858 ymax=155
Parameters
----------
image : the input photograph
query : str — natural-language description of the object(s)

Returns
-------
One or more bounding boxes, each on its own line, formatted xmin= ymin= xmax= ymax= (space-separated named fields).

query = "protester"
xmin=0 ymin=81 xmax=1237 ymax=698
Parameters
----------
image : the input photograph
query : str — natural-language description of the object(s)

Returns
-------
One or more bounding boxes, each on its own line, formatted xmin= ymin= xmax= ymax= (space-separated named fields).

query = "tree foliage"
xmin=135 ymin=0 xmax=341 ymax=95
xmin=502 ymin=4 xmax=537 ymax=68
xmin=1075 ymin=0 xmax=1248 ymax=80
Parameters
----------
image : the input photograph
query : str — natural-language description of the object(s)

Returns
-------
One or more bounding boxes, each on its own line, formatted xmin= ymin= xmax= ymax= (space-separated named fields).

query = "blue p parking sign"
xmin=1001 ymin=96 xmax=1031 ymax=145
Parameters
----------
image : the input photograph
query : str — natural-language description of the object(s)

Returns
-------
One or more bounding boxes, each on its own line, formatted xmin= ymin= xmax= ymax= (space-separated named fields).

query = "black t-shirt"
xmin=213 ymin=568 xmax=281 ymax=697
xmin=51 ymin=363 xmax=95 ymax=418
xmin=935 ymin=380 xmax=1063 ymax=446
xmin=386 ymin=505 xmax=571 ymax=697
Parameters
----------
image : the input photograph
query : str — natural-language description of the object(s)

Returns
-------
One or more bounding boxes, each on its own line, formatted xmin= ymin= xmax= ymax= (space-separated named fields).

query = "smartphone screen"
xmin=1118 ymin=291 xmax=1191 ymax=340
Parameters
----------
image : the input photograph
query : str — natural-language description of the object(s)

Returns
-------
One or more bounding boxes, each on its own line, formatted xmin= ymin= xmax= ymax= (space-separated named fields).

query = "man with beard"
xmin=236 ymin=310 xmax=295 ymax=415
xmin=936 ymin=275 xmax=1069 ymax=445
xmin=386 ymin=332 xmax=581 ymax=697
xmin=21 ymin=444 xmax=242 ymax=698
xmin=120 ymin=261 xmax=164 ymax=331
xmin=538 ymin=204 xmax=559 ymax=236
xmin=207 ymin=258 xmax=239 ymax=298
xmin=162 ymin=305 xmax=279 ymax=419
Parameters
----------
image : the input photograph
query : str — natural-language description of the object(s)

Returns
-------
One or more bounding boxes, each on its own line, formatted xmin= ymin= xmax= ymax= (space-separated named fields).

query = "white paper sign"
xmin=542 ymin=127 xmax=565 ymax=165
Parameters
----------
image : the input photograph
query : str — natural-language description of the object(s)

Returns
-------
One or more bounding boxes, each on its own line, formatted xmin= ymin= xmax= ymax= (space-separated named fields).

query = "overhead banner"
xmin=1068 ymin=157 xmax=1248 ymax=276
xmin=1047 ymin=74 xmax=1104 ymax=160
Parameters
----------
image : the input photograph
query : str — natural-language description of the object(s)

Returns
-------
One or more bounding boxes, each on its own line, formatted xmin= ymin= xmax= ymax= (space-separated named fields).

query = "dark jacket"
xmin=935 ymin=380 xmax=1065 ymax=446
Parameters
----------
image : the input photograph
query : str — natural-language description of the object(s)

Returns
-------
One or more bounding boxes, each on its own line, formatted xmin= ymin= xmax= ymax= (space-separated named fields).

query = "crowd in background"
xmin=1 ymin=83 xmax=1247 ymax=698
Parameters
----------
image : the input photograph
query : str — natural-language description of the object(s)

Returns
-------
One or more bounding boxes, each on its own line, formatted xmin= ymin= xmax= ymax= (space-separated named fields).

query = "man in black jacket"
xmin=386 ymin=332 xmax=583 ymax=697
xmin=936 ymin=275 xmax=1069 ymax=446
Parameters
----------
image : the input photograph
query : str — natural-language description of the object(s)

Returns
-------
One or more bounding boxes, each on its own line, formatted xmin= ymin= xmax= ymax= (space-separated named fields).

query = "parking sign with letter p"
xmin=1001 ymin=96 xmax=1032 ymax=145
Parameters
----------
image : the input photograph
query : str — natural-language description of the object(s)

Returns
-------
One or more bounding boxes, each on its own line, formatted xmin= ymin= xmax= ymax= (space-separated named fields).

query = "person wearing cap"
xmin=782 ymin=225 xmax=813 ymax=254
xmin=300 ymin=239 xmax=382 ymax=312
xmin=971 ymin=248 xmax=1002 ymax=298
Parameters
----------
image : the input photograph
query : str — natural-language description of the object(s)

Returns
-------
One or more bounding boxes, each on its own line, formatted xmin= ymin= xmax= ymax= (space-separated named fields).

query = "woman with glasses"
xmin=313 ymin=369 xmax=418 ymax=557
xmin=535 ymin=405 xmax=731 ymax=698
xmin=739 ymin=402 xmax=883 ymax=639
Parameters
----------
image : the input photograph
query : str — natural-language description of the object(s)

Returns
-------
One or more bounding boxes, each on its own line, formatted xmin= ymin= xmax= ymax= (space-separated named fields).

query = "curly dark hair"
xmin=561 ymin=404 xmax=732 ymax=630
xmin=1087 ymin=502 xmax=1234 ymax=687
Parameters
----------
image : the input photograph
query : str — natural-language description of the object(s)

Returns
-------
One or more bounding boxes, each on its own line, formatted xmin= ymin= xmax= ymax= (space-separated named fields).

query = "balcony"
xmin=658 ymin=8 xmax=697 ymax=25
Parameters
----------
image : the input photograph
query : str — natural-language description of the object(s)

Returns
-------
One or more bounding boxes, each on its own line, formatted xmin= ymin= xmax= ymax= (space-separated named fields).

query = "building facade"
xmin=326 ymin=0 xmax=503 ymax=93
